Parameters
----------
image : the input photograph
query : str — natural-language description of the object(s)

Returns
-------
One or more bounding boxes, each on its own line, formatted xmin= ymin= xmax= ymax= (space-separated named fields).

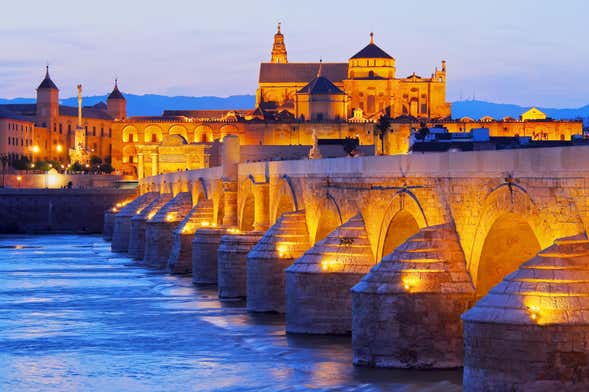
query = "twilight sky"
xmin=1 ymin=0 xmax=588 ymax=107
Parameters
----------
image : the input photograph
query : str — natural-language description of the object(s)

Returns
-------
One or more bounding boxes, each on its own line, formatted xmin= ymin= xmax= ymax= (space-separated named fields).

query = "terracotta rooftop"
xmin=259 ymin=63 xmax=348 ymax=83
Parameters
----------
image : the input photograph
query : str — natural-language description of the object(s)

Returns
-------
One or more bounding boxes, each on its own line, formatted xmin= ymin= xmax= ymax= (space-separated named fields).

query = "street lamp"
xmin=16 ymin=176 xmax=22 ymax=188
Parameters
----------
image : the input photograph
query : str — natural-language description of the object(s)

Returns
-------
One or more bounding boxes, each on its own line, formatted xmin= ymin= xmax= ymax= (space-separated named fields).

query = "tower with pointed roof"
xmin=270 ymin=23 xmax=288 ymax=64
xmin=36 ymin=66 xmax=59 ymax=128
xmin=107 ymin=79 xmax=127 ymax=120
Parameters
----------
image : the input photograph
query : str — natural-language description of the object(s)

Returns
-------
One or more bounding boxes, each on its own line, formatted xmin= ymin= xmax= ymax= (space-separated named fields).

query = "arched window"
xmin=368 ymin=70 xmax=374 ymax=78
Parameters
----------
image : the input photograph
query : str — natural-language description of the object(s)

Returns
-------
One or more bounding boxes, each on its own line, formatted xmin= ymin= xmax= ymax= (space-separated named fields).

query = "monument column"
xmin=137 ymin=153 xmax=144 ymax=179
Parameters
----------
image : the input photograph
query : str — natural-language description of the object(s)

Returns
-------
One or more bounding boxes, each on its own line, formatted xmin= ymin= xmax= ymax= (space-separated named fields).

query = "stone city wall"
xmin=0 ymin=188 xmax=135 ymax=233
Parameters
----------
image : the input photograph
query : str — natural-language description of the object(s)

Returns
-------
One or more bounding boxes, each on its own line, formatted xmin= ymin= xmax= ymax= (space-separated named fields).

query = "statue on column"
xmin=68 ymin=84 xmax=90 ymax=166
xmin=308 ymin=129 xmax=322 ymax=159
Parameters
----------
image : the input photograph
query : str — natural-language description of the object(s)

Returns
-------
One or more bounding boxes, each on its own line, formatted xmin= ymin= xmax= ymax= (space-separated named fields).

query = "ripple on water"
xmin=0 ymin=235 xmax=463 ymax=391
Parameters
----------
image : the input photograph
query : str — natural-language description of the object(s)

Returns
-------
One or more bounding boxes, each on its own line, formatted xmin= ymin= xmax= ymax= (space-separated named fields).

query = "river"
xmin=0 ymin=235 xmax=462 ymax=391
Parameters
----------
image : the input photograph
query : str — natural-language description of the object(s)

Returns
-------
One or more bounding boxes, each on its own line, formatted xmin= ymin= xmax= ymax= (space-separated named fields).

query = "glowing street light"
xmin=56 ymin=144 xmax=63 ymax=153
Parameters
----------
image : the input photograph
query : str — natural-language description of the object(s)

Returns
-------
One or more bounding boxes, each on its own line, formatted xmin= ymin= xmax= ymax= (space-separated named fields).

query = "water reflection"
xmin=0 ymin=235 xmax=462 ymax=391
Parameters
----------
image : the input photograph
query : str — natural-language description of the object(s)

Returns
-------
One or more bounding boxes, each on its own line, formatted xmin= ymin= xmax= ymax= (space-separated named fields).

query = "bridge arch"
xmin=272 ymin=176 xmax=299 ymax=223
xmin=467 ymin=185 xmax=556 ymax=297
xmin=190 ymin=178 xmax=208 ymax=206
xmin=376 ymin=189 xmax=428 ymax=261
xmin=238 ymin=178 xmax=257 ymax=231
xmin=312 ymin=194 xmax=344 ymax=244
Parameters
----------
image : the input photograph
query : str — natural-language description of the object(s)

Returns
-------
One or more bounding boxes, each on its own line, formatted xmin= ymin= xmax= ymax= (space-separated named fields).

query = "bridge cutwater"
xmin=106 ymin=134 xmax=589 ymax=391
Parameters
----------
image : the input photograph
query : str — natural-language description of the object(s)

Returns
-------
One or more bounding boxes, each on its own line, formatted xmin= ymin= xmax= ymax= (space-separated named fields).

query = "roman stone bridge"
xmin=109 ymin=137 xmax=589 ymax=391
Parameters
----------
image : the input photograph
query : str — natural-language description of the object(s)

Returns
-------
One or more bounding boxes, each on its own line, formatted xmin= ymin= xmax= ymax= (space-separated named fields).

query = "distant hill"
xmin=0 ymin=94 xmax=257 ymax=117
xmin=1 ymin=95 xmax=588 ymax=122
xmin=452 ymin=100 xmax=589 ymax=121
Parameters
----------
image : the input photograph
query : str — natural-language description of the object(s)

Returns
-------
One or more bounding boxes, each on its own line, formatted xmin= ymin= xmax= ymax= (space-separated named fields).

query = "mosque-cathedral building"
xmin=0 ymin=25 xmax=583 ymax=178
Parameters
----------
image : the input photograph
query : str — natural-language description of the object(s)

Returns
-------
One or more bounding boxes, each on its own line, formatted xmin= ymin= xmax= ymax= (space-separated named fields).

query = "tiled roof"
xmin=350 ymin=43 xmax=393 ymax=59
xmin=37 ymin=67 xmax=59 ymax=90
xmin=298 ymin=76 xmax=345 ymax=95
xmin=59 ymin=105 xmax=113 ymax=120
xmin=0 ymin=108 xmax=34 ymax=122
xmin=0 ymin=103 xmax=112 ymax=120
xmin=259 ymin=63 xmax=348 ymax=83
xmin=108 ymin=86 xmax=125 ymax=100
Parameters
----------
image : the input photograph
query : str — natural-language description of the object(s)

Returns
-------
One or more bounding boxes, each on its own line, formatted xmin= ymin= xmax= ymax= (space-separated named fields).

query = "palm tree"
xmin=374 ymin=114 xmax=391 ymax=155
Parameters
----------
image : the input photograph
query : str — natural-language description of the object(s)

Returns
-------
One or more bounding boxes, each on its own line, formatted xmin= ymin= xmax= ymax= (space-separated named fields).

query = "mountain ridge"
xmin=1 ymin=94 xmax=588 ymax=121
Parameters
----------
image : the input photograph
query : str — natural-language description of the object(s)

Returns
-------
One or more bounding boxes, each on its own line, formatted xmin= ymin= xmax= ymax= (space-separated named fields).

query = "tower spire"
xmin=270 ymin=23 xmax=288 ymax=64
xmin=317 ymin=59 xmax=323 ymax=77
xmin=370 ymin=32 xmax=374 ymax=44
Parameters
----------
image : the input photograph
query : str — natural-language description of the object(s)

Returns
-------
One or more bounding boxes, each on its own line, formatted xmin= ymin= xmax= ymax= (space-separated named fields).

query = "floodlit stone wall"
xmin=127 ymin=193 xmax=172 ymax=260
xmin=0 ymin=188 xmax=135 ymax=234
xmin=143 ymin=192 xmax=192 ymax=268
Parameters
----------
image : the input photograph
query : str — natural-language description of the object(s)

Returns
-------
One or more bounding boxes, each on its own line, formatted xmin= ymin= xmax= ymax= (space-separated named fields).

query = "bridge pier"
xmin=285 ymin=213 xmax=374 ymax=334
xmin=192 ymin=227 xmax=227 ymax=284
xmin=168 ymin=199 xmax=214 ymax=274
xmin=352 ymin=224 xmax=474 ymax=368
xmin=247 ymin=211 xmax=310 ymax=313
xmin=111 ymin=192 xmax=159 ymax=252
xmin=128 ymin=193 xmax=172 ymax=260
xmin=103 ymin=208 xmax=116 ymax=241
xmin=217 ymin=231 xmax=264 ymax=299
xmin=143 ymin=192 xmax=192 ymax=269
xmin=463 ymin=236 xmax=589 ymax=391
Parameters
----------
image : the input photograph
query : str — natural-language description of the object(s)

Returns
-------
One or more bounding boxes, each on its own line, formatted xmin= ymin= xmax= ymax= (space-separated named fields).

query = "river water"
xmin=0 ymin=235 xmax=462 ymax=391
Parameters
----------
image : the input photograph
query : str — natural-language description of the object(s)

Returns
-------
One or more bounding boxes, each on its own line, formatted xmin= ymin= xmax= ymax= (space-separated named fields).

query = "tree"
xmin=343 ymin=137 xmax=360 ymax=156
xmin=70 ymin=161 xmax=84 ymax=173
xmin=11 ymin=156 xmax=31 ymax=171
xmin=416 ymin=126 xmax=430 ymax=140
xmin=374 ymin=114 xmax=391 ymax=155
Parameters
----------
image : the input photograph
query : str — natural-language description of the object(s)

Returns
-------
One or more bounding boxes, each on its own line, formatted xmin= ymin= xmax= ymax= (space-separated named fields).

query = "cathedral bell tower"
xmin=270 ymin=22 xmax=288 ymax=64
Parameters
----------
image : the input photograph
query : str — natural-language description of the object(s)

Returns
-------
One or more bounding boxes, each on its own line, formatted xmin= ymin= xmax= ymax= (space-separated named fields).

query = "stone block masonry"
xmin=192 ymin=227 xmax=227 ymax=284
xmin=247 ymin=211 xmax=310 ymax=313
xmin=463 ymin=236 xmax=589 ymax=391
xmin=168 ymin=199 xmax=214 ymax=274
xmin=128 ymin=194 xmax=172 ymax=260
xmin=352 ymin=224 xmax=474 ymax=368
xmin=143 ymin=192 xmax=192 ymax=269
xmin=217 ymin=231 xmax=264 ymax=299
xmin=285 ymin=213 xmax=375 ymax=334
xmin=103 ymin=210 xmax=115 ymax=241
xmin=111 ymin=192 xmax=159 ymax=252
xmin=0 ymin=188 xmax=135 ymax=234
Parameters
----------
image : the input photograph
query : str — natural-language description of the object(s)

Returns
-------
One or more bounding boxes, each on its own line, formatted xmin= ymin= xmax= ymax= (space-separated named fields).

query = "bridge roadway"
xmin=108 ymin=136 xmax=589 ymax=391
